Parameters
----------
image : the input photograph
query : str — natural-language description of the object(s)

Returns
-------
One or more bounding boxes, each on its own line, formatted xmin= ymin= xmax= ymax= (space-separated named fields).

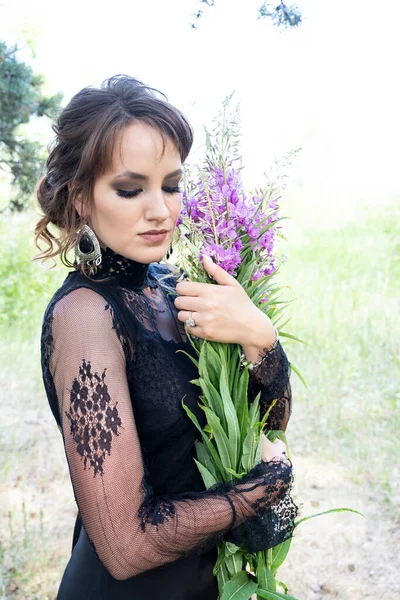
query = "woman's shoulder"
xmin=42 ymin=271 xmax=114 ymax=327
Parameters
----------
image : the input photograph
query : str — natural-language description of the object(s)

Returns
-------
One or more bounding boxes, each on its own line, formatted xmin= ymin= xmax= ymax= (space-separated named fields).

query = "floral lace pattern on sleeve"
xmin=66 ymin=359 xmax=122 ymax=476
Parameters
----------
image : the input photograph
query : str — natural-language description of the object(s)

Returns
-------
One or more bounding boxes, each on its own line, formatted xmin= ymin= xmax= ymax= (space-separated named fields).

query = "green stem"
xmin=267 ymin=548 xmax=272 ymax=569
xmin=201 ymin=171 xmax=219 ymax=246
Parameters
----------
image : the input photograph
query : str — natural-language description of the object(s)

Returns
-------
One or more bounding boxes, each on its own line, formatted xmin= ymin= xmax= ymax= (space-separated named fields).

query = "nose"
xmin=144 ymin=189 xmax=171 ymax=222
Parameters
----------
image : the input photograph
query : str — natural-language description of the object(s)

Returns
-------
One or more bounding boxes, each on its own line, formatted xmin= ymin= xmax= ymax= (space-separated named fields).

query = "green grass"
xmin=0 ymin=201 xmax=399 ymax=597
xmin=275 ymin=201 xmax=400 ymax=510
xmin=0 ymin=210 xmax=66 ymax=335
xmin=0 ymin=212 xmax=71 ymax=598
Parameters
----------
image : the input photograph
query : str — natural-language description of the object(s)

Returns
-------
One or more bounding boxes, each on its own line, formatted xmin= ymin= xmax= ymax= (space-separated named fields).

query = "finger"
xmin=179 ymin=311 xmax=204 ymax=338
xmin=176 ymin=279 xmax=212 ymax=297
xmin=176 ymin=310 xmax=202 ymax=327
xmin=202 ymin=254 xmax=241 ymax=287
xmin=173 ymin=295 xmax=203 ymax=312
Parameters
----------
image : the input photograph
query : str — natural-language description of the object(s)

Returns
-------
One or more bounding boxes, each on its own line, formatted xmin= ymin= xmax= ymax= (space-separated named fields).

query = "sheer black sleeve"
xmin=45 ymin=288 xmax=298 ymax=580
xmin=247 ymin=340 xmax=292 ymax=432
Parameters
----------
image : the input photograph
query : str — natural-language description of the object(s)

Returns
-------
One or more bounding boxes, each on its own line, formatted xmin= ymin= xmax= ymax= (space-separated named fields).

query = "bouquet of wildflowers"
xmin=173 ymin=95 xmax=362 ymax=600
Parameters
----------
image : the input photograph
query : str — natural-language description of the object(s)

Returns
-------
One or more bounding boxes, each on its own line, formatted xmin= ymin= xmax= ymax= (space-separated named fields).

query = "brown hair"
xmin=34 ymin=75 xmax=194 ymax=272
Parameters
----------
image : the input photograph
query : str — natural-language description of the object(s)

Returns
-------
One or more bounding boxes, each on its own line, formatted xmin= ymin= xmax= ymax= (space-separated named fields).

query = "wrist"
xmin=240 ymin=324 xmax=279 ymax=368
xmin=240 ymin=313 xmax=278 ymax=360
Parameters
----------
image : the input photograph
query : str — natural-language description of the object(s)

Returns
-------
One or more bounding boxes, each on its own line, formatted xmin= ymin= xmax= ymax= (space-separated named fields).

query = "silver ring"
xmin=185 ymin=312 xmax=196 ymax=327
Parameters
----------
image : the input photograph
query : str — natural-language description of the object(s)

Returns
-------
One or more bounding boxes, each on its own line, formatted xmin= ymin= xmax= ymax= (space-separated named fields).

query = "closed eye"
xmin=116 ymin=186 xmax=182 ymax=199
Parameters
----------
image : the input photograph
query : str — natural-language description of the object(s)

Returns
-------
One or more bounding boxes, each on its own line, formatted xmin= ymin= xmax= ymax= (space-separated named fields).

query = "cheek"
xmin=171 ymin=194 xmax=183 ymax=221
xmin=93 ymin=186 xmax=139 ymax=225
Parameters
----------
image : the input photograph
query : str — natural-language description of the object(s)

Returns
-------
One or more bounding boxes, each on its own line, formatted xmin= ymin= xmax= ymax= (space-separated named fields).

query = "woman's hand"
xmin=174 ymin=255 xmax=276 ymax=348
xmin=261 ymin=434 xmax=288 ymax=463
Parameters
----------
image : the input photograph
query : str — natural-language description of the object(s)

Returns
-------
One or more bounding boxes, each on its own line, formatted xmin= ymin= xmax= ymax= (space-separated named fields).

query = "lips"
xmin=138 ymin=230 xmax=170 ymax=243
xmin=140 ymin=230 xmax=169 ymax=235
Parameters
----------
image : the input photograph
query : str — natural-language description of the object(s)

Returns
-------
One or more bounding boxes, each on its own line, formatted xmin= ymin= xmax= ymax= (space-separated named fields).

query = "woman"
xmin=35 ymin=75 xmax=298 ymax=599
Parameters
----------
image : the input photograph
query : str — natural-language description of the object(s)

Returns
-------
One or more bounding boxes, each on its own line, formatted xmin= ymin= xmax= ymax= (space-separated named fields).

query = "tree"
xmin=190 ymin=1 xmax=302 ymax=29
xmin=0 ymin=41 xmax=63 ymax=212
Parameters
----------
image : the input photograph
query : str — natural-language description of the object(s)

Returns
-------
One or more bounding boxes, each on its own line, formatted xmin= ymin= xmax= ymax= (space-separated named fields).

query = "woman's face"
xmin=79 ymin=121 xmax=183 ymax=264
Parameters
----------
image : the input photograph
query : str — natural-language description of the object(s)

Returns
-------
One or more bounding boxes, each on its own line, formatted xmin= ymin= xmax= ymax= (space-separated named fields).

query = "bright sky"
xmin=2 ymin=0 xmax=400 ymax=228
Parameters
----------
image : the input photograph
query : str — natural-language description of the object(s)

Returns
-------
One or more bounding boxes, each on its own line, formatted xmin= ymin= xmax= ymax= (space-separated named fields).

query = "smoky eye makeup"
xmin=111 ymin=172 xmax=183 ymax=197
xmin=112 ymin=182 xmax=183 ymax=199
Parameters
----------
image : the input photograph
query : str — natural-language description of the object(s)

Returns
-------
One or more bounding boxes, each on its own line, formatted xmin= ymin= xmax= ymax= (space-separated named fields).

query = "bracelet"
xmin=240 ymin=325 xmax=279 ymax=371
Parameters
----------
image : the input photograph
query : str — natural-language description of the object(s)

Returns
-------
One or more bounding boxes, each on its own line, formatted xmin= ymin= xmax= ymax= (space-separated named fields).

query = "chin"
xmin=133 ymin=248 xmax=167 ymax=264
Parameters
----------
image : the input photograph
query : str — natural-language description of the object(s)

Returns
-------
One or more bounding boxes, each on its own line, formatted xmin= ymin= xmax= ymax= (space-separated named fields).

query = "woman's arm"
xmin=243 ymin=319 xmax=292 ymax=431
xmin=245 ymin=340 xmax=292 ymax=432
xmin=46 ymin=287 xmax=297 ymax=580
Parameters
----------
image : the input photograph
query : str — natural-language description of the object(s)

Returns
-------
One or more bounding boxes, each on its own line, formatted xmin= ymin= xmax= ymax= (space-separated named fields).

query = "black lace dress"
xmin=40 ymin=246 xmax=298 ymax=600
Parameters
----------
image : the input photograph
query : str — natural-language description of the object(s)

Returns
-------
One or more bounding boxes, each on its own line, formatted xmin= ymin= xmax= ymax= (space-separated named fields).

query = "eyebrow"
xmin=112 ymin=168 xmax=183 ymax=181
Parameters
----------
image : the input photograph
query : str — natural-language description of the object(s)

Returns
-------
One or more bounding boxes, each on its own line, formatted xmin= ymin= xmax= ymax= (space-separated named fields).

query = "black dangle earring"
xmin=165 ymin=242 xmax=173 ymax=260
xmin=74 ymin=223 xmax=102 ymax=275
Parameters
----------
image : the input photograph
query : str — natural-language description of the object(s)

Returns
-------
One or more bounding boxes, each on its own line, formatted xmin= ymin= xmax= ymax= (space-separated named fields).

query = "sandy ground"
xmin=1 ymin=371 xmax=399 ymax=600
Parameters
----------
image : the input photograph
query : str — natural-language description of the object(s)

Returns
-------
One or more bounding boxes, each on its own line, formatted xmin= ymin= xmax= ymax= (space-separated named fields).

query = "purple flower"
xmin=179 ymin=163 xmax=279 ymax=281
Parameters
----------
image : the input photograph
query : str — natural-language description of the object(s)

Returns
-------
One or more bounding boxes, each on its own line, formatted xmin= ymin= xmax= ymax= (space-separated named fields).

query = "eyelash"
xmin=116 ymin=186 xmax=182 ymax=199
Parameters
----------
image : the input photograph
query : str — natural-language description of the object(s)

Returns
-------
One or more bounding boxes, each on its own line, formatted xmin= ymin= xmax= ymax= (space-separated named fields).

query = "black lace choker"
xmin=89 ymin=246 xmax=151 ymax=289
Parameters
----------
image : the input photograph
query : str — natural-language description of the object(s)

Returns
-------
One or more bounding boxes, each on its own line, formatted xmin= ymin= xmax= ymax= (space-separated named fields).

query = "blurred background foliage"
xmin=0 ymin=41 xmax=62 ymax=212
xmin=0 ymin=0 xmax=399 ymax=598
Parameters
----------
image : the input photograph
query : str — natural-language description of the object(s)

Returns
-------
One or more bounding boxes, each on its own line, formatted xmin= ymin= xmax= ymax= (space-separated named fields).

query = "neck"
xmin=88 ymin=245 xmax=151 ymax=289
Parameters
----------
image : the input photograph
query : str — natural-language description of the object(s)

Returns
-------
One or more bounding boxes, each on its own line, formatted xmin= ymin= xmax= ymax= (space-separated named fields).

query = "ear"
xmin=74 ymin=196 xmax=86 ymax=218
xmin=72 ymin=190 xmax=89 ymax=220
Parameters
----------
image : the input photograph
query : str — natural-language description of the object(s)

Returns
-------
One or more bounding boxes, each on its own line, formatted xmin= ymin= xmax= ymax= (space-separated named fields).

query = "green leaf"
xmin=231 ymin=347 xmax=242 ymax=395
xmin=272 ymin=316 xmax=292 ymax=331
xmin=204 ymin=342 xmax=221 ymax=385
xmin=237 ymin=258 xmax=258 ymax=288
xmin=295 ymin=507 xmax=366 ymax=528
xmin=276 ymin=580 xmax=289 ymax=594
xmin=256 ymin=218 xmax=286 ymax=238
xmin=175 ymin=348 xmax=199 ymax=369
xmin=224 ymin=466 xmax=247 ymax=478
xmin=289 ymin=361 xmax=308 ymax=389
xmin=231 ymin=552 xmax=244 ymax=575
xmin=203 ymin=407 xmax=233 ymax=470
xmin=236 ymin=368 xmax=249 ymax=440
xmin=189 ymin=378 xmax=202 ymax=388
xmin=256 ymin=589 xmax=300 ymax=600
xmin=221 ymin=571 xmax=258 ymax=600
xmin=241 ymin=424 xmax=260 ymax=471
xmin=198 ymin=340 xmax=207 ymax=377
xmin=199 ymin=375 xmax=227 ymax=429
xmin=216 ymin=342 xmax=230 ymax=372
xmin=260 ymin=400 xmax=278 ymax=427
xmin=220 ymin=364 xmax=241 ymax=469
xmin=247 ymin=274 xmax=271 ymax=299
xmin=256 ymin=552 xmax=277 ymax=592
xmin=265 ymin=568 xmax=277 ymax=592
xmin=213 ymin=545 xmax=226 ymax=575
xmin=254 ymin=214 xmax=288 ymax=231
xmin=193 ymin=458 xmax=218 ymax=489
xmin=278 ymin=331 xmax=308 ymax=344
xmin=248 ymin=393 xmax=261 ymax=429
xmin=224 ymin=553 xmax=244 ymax=577
xmin=228 ymin=353 xmax=238 ymax=393
xmin=270 ymin=538 xmax=292 ymax=574
xmin=254 ymin=427 xmax=263 ymax=464
xmin=217 ymin=563 xmax=230 ymax=596
xmin=225 ymin=542 xmax=241 ymax=554
xmin=181 ymin=399 xmax=225 ymax=480
xmin=194 ymin=440 xmax=218 ymax=481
